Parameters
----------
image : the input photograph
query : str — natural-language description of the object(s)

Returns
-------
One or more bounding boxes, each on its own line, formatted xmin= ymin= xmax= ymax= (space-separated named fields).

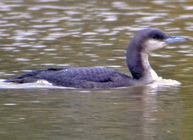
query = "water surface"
xmin=0 ymin=0 xmax=193 ymax=139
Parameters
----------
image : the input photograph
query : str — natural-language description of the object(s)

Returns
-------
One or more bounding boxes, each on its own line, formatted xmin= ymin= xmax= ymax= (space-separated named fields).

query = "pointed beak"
xmin=165 ymin=36 xmax=190 ymax=45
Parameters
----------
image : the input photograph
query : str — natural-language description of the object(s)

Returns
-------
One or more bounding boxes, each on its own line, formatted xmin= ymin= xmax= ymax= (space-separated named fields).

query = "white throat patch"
xmin=144 ymin=39 xmax=166 ymax=52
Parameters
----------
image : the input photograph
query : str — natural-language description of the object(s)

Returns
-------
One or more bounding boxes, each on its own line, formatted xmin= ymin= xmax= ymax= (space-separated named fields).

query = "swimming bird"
xmin=6 ymin=28 xmax=188 ymax=88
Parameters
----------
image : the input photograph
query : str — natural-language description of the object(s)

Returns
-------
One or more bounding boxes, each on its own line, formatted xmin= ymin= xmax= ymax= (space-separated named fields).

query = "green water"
xmin=0 ymin=0 xmax=193 ymax=139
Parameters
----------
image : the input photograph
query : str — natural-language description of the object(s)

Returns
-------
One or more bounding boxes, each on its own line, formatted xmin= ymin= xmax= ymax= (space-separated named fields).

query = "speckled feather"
xmin=7 ymin=67 xmax=133 ymax=88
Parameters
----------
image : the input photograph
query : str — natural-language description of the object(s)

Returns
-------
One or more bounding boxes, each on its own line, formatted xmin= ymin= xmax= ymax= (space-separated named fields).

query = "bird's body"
xmin=10 ymin=67 xmax=134 ymax=88
xmin=6 ymin=28 xmax=188 ymax=88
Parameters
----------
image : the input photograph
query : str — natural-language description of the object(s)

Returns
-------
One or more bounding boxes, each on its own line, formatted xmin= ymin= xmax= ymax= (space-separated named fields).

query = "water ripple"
xmin=0 ymin=0 xmax=191 ymax=88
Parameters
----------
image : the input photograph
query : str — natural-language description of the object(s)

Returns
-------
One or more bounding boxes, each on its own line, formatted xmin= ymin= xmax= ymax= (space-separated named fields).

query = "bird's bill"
xmin=165 ymin=36 xmax=189 ymax=44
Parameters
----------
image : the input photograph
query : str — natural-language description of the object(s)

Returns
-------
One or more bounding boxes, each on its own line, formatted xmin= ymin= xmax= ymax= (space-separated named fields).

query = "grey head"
xmin=127 ymin=28 xmax=168 ymax=55
xmin=128 ymin=28 xmax=188 ymax=54
xmin=126 ymin=28 xmax=188 ymax=80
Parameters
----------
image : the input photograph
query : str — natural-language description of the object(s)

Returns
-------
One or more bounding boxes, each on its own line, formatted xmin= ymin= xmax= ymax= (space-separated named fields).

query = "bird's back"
xmin=7 ymin=67 xmax=132 ymax=88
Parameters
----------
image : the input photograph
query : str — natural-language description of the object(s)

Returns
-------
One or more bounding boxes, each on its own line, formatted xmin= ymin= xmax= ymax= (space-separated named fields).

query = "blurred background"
xmin=0 ymin=0 xmax=193 ymax=140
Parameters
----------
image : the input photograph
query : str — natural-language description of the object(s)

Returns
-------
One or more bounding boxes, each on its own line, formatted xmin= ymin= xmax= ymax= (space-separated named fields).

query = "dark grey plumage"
xmin=7 ymin=67 xmax=133 ymax=88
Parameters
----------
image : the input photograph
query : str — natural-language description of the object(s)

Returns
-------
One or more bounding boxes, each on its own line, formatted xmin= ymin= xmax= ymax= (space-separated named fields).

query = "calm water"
xmin=0 ymin=0 xmax=193 ymax=139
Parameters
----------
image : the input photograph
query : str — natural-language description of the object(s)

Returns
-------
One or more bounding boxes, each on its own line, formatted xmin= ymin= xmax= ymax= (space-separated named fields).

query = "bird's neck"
xmin=140 ymin=52 xmax=159 ymax=82
xmin=126 ymin=49 xmax=159 ymax=84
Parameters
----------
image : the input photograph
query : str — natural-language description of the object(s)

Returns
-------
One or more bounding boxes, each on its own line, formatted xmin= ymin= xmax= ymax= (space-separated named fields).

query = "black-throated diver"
xmin=7 ymin=28 xmax=188 ymax=88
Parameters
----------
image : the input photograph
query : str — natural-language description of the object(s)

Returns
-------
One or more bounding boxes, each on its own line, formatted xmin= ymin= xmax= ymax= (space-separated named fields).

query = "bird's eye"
xmin=152 ymin=35 xmax=160 ymax=40
xmin=152 ymin=34 xmax=166 ymax=40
